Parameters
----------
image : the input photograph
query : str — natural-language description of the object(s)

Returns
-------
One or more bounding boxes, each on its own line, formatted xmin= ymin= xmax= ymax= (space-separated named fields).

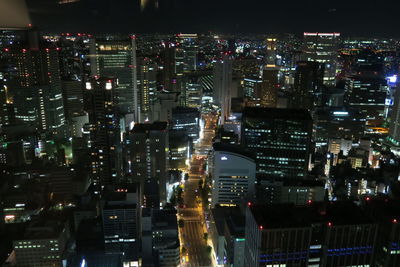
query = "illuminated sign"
xmin=221 ymin=156 xmax=228 ymax=161
xmin=387 ymin=75 xmax=397 ymax=84
xmin=333 ymin=111 xmax=348 ymax=116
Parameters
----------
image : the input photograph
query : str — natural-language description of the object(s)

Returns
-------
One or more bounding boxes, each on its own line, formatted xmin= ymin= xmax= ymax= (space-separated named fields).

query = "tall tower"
xmin=84 ymin=77 xmax=121 ymax=191
xmin=303 ymin=32 xmax=340 ymax=86
xmin=90 ymin=34 xmax=139 ymax=121
xmin=137 ymin=57 xmax=157 ymax=121
xmin=213 ymin=53 xmax=232 ymax=124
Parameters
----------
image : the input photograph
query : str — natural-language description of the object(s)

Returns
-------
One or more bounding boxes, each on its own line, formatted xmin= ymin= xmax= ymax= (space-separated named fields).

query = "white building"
xmin=211 ymin=143 xmax=256 ymax=208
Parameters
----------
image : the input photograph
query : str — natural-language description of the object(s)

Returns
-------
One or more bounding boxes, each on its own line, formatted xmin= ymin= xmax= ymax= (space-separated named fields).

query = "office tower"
xmin=128 ymin=122 xmax=169 ymax=207
xmin=266 ymin=38 xmax=277 ymax=66
xmin=314 ymin=108 xmax=365 ymax=145
xmin=7 ymin=44 xmax=66 ymax=135
xmin=292 ymin=61 xmax=325 ymax=110
xmin=389 ymin=87 xmax=400 ymax=145
xmin=169 ymin=130 xmax=191 ymax=170
xmin=151 ymin=91 xmax=179 ymax=122
xmin=363 ymin=200 xmax=400 ymax=267
xmin=61 ymin=80 xmax=84 ymax=120
xmin=214 ymin=54 xmax=232 ymax=124
xmin=137 ymin=57 xmax=157 ymax=121
xmin=211 ymin=143 xmax=256 ymax=207
xmin=0 ymin=71 xmax=14 ymax=126
xmin=90 ymin=35 xmax=138 ymax=119
xmin=243 ymin=76 xmax=262 ymax=102
xmin=245 ymin=202 xmax=377 ymax=267
xmin=183 ymin=73 xmax=203 ymax=109
xmin=13 ymin=219 xmax=69 ymax=267
xmin=345 ymin=74 xmax=387 ymax=121
xmin=171 ymin=107 xmax=200 ymax=142
xmin=303 ymin=32 xmax=340 ymax=86
xmin=148 ymin=209 xmax=181 ymax=267
xmin=102 ymin=184 xmax=141 ymax=264
xmin=241 ymin=107 xmax=312 ymax=178
xmin=257 ymin=178 xmax=325 ymax=205
xmin=209 ymin=207 xmax=244 ymax=266
xmin=84 ymin=77 xmax=121 ymax=190
xmin=259 ymin=66 xmax=279 ymax=108
xmin=176 ymin=33 xmax=198 ymax=72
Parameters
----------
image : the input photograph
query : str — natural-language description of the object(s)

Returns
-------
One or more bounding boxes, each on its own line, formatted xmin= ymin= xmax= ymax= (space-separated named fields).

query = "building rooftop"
xmin=213 ymin=142 xmax=255 ymax=161
xmin=131 ymin=121 xmax=168 ymax=133
xmin=242 ymin=107 xmax=312 ymax=121
xmin=249 ymin=202 xmax=374 ymax=229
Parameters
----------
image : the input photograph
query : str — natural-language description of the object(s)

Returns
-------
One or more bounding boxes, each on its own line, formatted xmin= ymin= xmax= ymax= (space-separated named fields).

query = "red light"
xmin=328 ymin=222 xmax=332 ymax=227
xmin=45 ymin=48 xmax=49 ymax=52
xmin=4 ymin=48 xmax=9 ymax=52
xmin=365 ymin=197 xmax=370 ymax=201
xmin=28 ymin=23 xmax=32 ymax=27
xmin=22 ymin=49 xmax=27 ymax=53
xmin=130 ymin=35 xmax=136 ymax=40
xmin=247 ymin=202 xmax=252 ymax=207
xmin=66 ymin=33 xmax=70 ymax=36
xmin=393 ymin=219 xmax=398 ymax=224
xmin=259 ymin=225 xmax=263 ymax=230
xmin=56 ymin=48 xmax=61 ymax=51
xmin=307 ymin=200 xmax=312 ymax=204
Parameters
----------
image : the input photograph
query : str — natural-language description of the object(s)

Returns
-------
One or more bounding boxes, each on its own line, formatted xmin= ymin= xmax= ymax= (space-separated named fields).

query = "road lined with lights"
xmin=179 ymin=113 xmax=217 ymax=267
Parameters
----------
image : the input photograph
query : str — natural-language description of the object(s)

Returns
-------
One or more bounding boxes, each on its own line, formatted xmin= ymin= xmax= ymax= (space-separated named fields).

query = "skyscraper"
xmin=259 ymin=66 xmax=279 ymax=108
xmin=90 ymin=35 xmax=138 ymax=119
xmin=128 ymin=122 xmax=169 ymax=207
xmin=213 ymin=53 xmax=232 ymax=124
xmin=303 ymin=32 xmax=340 ymax=86
xmin=292 ymin=61 xmax=325 ymax=110
xmin=84 ymin=77 xmax=121 ymax=190
xmin=241 ymin=107 xmax=312 ymax=178
xmin=137 ymin=57 xmax=157 ymax=121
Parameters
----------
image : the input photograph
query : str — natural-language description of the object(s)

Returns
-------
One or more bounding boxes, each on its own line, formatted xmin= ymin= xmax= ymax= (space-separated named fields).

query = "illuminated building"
xmin=90 ymin=35 xmax=138 ymax=119
xmin=137 ymin=57 xmax=157 ymax=120
xmin=7 ymin=45 xmax=66 ymax=135
xmin=241 ymin=107 xmax=312 ymax=178
xmin=389 ymin=86 xmax=400 ymax=145
xmin=259 ymin=66 xmax=279 ymax=108
xmin=245 ymin=202 xmax=378 ymax=267
xmin=345 ymin=74 xmax=388 ymax=121
xmin=84 ymin=77 xmax=121 ymax=190
xmin=176 ymin=33 xmax=198 ymax=72
xmin=13 ymin=219 xmax=69 ymax=267
xmin=169 ymin=130 xmax=191 ymax=170
xmin=292 ymin=61 xmax=324 ymax=110
xmin=243 ymin=76 xmax=262 ymax=102
xmin=257 ymin=178 xmax=325 ymax=205
xmin=303 ymin=32 xmax=340 ymax=86
xmin=211 ymin=143 xmax=256 ymax=208
xmin=171 ymin=107 xmax=200 ymax=142
xmin=128 ymin=122 xmax=169 ymax=207
xmin=213 ymin=53 xmax=232 ymax=124
xmin=102 ymin=184 xmax=141 ymax=264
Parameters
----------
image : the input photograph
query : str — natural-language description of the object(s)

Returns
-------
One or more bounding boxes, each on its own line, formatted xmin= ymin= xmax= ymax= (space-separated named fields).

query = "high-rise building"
xmin=303 ymin=32 xmax=340 ymax=86
xmin=90 ymin=35 xmax=138 ymax=119
xmin=389 ymin=87 xmax=400 ymax=145
xmin=345 ymin=74 xmax=388 ymax=121
xmin=245 ymin=202 xmax=378 ymax=267
xmin=214 ymin=54 xmax=232 ymax=124
xmin=171 ymin=107 xmax=200 ymax=142
xmin=61 ymin=79 xmax=84 ymax=120
xmin=6 ymin=44 xmax=66 ymax=135
xmin=102 ymin=184 xmax=141 ymax=264
xmin=176 ymin=33 xmax=198 ymax=72
xmin=84 ymin=77 xmax=121 ymax=190
xmin=13 ymin=219 xmax=69 ymax=267
xmin=259 ymin=66 xmax=279 ymax=108
xmin=128 ymin=121 xmax=169 ymax=207
xmin=292 ymin=61 xmax=325 ymax=110
xmin=137 ymin=57 xmax=157 ymax=120
xmin=241 ymin=107 xmax=312 ymax=178
xmin=211 ymin=143 xmax=256 ymax=207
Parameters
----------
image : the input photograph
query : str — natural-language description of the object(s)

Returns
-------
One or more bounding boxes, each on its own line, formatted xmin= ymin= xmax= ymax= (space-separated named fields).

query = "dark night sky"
xmin=26 ymin=0 xmax=400 ymax=37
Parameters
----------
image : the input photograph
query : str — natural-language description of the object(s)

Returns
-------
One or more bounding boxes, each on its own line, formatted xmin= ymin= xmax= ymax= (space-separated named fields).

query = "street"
xmin=179 ymin=113 xmax=217 ymax=267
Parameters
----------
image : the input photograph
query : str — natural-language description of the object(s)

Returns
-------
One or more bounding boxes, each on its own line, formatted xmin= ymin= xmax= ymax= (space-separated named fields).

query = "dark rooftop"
xmin=131 ymin=121 xmax=168 ymax=133
xmin=242 ymin=107 xmax=312 ymax=121
xmin=249 ymin=202 xmax=375 ymax=229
